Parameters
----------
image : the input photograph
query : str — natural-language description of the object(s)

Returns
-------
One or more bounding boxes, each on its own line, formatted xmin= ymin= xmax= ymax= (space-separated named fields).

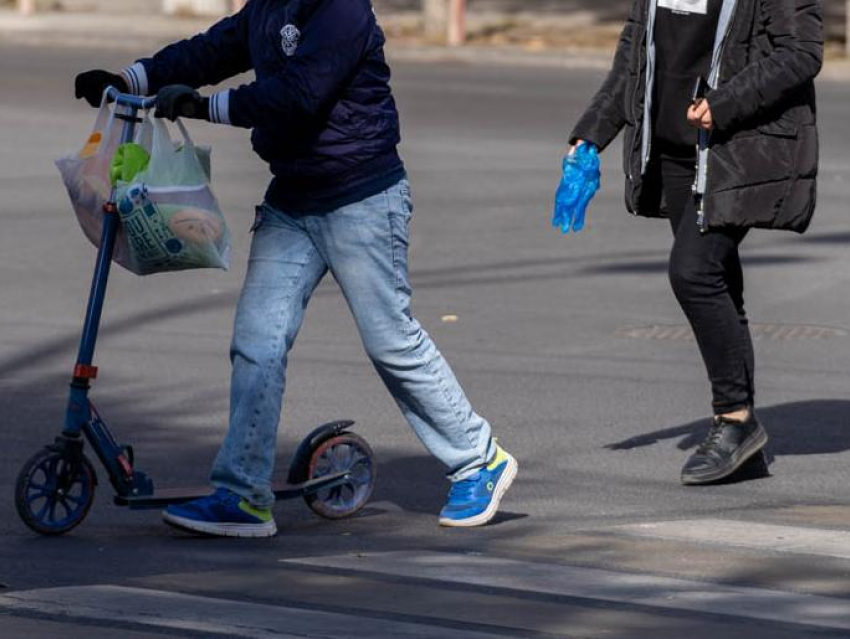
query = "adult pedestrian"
xmin=74 ymin=0 xmax=517 ymax=536
xmin=568 ymin=0 xmax=821 ymax=483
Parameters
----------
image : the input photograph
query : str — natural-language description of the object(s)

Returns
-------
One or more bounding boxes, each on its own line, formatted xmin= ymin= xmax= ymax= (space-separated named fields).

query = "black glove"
xmin=155 ymin=85 xmax=209 ymax=121
xmin=75 ymin=69 xmax=127 ymax=107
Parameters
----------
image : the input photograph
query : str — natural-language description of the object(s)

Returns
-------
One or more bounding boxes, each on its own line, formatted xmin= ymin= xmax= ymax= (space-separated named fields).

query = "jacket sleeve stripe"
xmin=209 ymin=90 xmax=232 ymax=125
xmin=121 ymin=63 xmax=149 ymax=95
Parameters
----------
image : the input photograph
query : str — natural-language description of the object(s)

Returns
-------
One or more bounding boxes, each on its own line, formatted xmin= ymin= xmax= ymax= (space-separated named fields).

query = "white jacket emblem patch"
xmin=280 ymin=24 xmax=300 ymax=57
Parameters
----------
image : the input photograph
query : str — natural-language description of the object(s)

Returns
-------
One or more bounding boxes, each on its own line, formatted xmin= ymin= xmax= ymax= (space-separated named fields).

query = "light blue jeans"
xmin=210 ymin=179 xmax=495 ymax=507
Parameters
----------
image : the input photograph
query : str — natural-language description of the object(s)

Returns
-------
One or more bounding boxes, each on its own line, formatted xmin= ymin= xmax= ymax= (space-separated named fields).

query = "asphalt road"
xmin=1 ymin=42 xmax=850 ymax=638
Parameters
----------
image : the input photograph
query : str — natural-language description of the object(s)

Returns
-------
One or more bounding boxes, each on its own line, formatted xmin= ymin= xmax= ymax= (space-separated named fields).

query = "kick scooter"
xmin=15 ymin=88 xmax=377 ymax=535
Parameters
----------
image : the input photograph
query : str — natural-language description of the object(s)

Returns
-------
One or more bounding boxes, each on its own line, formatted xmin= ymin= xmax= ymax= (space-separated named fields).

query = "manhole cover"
xmin=616 ymin=324 xmax=848 ymax=341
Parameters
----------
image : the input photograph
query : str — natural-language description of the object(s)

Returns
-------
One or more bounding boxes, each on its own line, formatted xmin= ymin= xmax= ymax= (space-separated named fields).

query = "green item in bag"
xmin=110 ymin=143 xmax=151 ymax=187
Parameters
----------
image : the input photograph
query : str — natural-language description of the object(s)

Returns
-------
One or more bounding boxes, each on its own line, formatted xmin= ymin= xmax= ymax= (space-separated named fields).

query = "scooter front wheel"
xmin=15 ymin=447 xmax=97 ymax=535
xmin=304 ymin=433 xmax=376 ymax=519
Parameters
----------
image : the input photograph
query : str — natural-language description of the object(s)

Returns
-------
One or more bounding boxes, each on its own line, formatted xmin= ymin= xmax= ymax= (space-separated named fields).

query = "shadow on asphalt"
xmin=605 ymin=400 xmax=850 ymax=459
xmin=0 ymin=247 xmax=667 ymax=377
xmin=798 ymin=231 xmax=850 ymax=245
xmin=1 ymin=369 xmax=523 ymax=528
xmin=0 ymin=290 xmax=239 ymax=375
xmin=579 ymin=254 xmax=820 ymax=276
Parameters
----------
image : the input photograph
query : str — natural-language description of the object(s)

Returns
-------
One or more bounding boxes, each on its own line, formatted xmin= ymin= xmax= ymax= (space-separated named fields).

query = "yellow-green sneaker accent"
xmin=487 ymin=445 xmax=510 ymax=472
xmin=238 ymin=500 xmax=274 ymax=523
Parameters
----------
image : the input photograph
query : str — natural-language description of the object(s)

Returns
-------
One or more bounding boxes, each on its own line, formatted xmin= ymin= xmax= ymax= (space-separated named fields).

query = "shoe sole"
xmin=681 ymin=425 xmax=768 ymax=486
xmin=163 ymin=512 xmax=277 ymax=538
xmin=439 ymin=454 xmax=518 ymax=528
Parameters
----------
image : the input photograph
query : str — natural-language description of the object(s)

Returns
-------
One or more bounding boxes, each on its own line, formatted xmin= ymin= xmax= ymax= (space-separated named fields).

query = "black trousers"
xmin=649 ymin=153 xmax=755 ymax=414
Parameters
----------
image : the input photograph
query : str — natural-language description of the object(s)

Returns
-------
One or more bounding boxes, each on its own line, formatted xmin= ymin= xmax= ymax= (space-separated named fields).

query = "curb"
xmin=0 ymin=9 xmax=848 ymax=79
xmin=0 ymin=10 xmax=212 ymax=51
xmin=0 ymin=10 xmax=617 ymax=71
xmin=386 ymin=42 xmax=614 ymax=70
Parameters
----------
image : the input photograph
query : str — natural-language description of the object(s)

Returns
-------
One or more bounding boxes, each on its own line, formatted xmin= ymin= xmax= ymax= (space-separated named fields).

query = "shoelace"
xmin=695 ymin=423 xmax=725 ymax=455
xmin=448 ymin=476 xmax=480 ymax=502
xmin=210 ymin=488 xmax=239 ymax=505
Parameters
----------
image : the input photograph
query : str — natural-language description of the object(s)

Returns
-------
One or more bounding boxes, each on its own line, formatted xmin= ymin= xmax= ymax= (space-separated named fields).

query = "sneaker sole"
xmin=439 ymin=454 xmax=518 ymax=528
xmin=681 ymin=425 xmax=768 ymax=486
xmin=163 ymin=512 xmax=277 ymax=538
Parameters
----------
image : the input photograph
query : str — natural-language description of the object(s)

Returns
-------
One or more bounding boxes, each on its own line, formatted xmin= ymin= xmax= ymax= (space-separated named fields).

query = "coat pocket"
xmin=757 ymin=113 xmax=798 ymax=139
xmin=710 ymin=129 xmax=795 ymax=192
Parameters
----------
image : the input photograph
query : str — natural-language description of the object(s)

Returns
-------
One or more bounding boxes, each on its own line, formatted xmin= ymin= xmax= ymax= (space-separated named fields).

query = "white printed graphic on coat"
xmin=280 ymin=24 xmax=300 ymax=57
xmin=658 ymin=0 xmax=708 ymax=14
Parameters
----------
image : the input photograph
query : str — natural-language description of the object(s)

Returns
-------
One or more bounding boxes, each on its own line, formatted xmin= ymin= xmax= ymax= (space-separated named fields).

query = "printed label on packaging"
xmin=658 ymin=0 xmax=708 ymax=14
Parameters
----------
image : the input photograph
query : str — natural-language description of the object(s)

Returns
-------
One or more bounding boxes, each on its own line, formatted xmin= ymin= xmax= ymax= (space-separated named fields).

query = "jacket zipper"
xmin=629 ymin=2 xmax=650 ymax=215
xmin=629 ymin=38 xmax=645 ymax=215
xmin=696 ymin=0 xmax=739 ymax=233
xmin=641 ymin=0 xmax=654 ymax=177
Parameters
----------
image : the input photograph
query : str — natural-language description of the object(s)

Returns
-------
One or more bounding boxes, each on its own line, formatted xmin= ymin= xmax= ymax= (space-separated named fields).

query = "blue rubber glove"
xmin=553 ymin=143 xmax=600 ymax=234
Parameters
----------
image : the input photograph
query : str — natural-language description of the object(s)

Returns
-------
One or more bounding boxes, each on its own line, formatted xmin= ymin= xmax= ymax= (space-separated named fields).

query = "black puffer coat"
xmin=570 ymin=0 xmax=822 ymax=232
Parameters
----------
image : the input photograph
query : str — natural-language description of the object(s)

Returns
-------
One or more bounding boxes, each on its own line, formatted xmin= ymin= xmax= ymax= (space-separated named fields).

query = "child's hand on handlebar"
xmin=75 ymin=69 xmax=127 ymax=107
xmin=154 ymin=85 xmax=209 ymax=121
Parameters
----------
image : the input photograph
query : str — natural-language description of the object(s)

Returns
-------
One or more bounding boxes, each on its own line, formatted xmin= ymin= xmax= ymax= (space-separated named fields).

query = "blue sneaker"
xmin=439 ymin=445 xmax=518 ymax=527
xmin=163 ymin=488 xmax=277 ymax=538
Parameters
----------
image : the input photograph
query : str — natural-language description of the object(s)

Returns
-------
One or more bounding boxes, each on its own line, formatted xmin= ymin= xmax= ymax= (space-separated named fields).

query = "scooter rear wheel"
xmin=304 ymin=433 xmax=376 ymax=519
xmin=15 ymin=447 xmax=97 ymax=535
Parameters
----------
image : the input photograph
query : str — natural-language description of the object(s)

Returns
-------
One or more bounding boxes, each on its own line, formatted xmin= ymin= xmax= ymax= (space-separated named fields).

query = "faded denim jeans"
xmin=211 ymin=179 xmax=495 ymax=507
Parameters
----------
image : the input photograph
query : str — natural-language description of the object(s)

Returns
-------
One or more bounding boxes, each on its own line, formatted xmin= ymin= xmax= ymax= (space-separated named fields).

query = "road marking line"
xmin=284 ymin=550 xmax=850 ymax=631
xmin=613 ymin=519 xmax=850 ymax=560
xmin=0 ymin=585 xmax=502 ymax=638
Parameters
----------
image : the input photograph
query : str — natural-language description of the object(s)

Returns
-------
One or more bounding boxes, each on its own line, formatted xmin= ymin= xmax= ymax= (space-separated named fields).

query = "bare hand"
xmin=568 ymin=139 xmax=586 ymax=156
xmin=687 ymin=100 xmax=714 ymax=131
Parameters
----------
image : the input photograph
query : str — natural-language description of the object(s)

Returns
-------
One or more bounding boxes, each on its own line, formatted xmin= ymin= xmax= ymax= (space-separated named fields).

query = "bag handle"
xmin=92 ymin=89 xmax=112 ymax=131
xmin=149 ymin=116 xmax=200 ymax=160
xmin=134 ymin=109 xmax=154 ymax=152
xmin=174 ymin=118 xmax=211 ymax=180
xmin=97 ymin=88 xmax=121 ymax=157
xmin=79 ymin=89 xmax=118 ymax=159
xmin=148 ymin=115 xmax=177 ymax=166
xmin=145 ymin=115 xmax=208 ymax=186
xmin=174 ymin=118 xmax=197 ymax=155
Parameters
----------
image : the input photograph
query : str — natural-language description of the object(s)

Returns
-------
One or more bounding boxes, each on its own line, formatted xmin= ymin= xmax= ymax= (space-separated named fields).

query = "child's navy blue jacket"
xmin=122 ymin=0 xmax=405 ymax=213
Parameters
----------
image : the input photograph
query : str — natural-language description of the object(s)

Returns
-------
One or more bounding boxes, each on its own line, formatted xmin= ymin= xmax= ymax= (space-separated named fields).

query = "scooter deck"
xmin=114 ymin=471 xmax=351 ymax=510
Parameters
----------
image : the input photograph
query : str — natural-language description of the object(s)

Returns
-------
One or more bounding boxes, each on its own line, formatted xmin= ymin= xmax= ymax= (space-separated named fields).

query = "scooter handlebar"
xmin=105 ymin=85 xmax=157 ymax=111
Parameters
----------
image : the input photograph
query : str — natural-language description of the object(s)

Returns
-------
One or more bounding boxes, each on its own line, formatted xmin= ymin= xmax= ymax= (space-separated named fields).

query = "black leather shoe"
xmin=681 ymin=412 xmax=768 ymax=485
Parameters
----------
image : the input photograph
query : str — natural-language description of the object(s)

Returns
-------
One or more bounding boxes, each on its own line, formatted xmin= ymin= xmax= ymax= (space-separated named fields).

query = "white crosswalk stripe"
xmin=4 ymin=519 xmax=850 ymax=637
xmin=612 ymin=519 xmax=850 ymax=559
xmin=285 ymin=549 xmax=850 ymax=632
xmin=0 ymin=585 xmax=506 ymax=639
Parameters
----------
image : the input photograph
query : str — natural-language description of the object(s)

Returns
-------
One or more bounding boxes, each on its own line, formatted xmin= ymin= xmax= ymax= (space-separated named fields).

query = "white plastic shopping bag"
xmin=57 ymin=94 xmax=230 ymax=276
xmin=115 ymin=117 xmax=230 ymax=275
xmin=56 ymin=92 xmax=136 ymax=270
